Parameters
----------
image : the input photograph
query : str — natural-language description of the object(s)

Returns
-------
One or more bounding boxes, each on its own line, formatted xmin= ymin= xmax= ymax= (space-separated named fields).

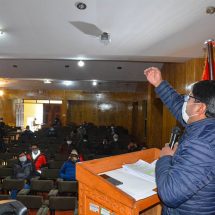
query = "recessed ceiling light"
xmin=206 ymin=6 xmax=215 ymax=14
xmin=75 ymin=2 xmax=87 ymax=10
xmin=78 ymin=60 xmax=85 ymax=67
xmin=92 ymin=80 xmax=97 ymax=86
xmin=0 ymin=31 xmax=4 ymax=37
xmin=44 ymin=79 xmax=52 ymax=84
xmin=63 ymin=81 xmax=72 ymax=86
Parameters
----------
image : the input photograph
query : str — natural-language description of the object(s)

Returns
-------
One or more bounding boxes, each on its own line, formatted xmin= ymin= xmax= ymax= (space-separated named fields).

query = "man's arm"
xmin=144 ymin=67 xmax=186 ymax=126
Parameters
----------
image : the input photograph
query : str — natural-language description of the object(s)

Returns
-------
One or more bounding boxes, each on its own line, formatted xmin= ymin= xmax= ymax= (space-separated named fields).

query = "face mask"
xmin=33 ymin=150 xmax=39 ymax=155
xmin=113 ymin=138 xmax=118 ymax=142
xmin=67 ymin=141 xmax=72 ymax=145
xmin=182 ymin=101 xmax=200 ymax=123
xmin=19 ymin=156 xmax=27 ymax=162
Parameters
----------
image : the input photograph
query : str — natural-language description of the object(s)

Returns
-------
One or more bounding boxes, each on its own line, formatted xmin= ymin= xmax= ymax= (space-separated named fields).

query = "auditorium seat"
xmin=48 ymin=160 xmax=64 ymax=169
xmin=57 ymin=180 xmax=78 ymax=196
xmin=17 ymin=195 xmax=49 ymax=215
xmin=40 ymin=168 xmax=60 ymax=180
xmin=0 ymin=168 xmax=13 ymax=181
xmin=49 ymin=196 xmax=76 ymax=215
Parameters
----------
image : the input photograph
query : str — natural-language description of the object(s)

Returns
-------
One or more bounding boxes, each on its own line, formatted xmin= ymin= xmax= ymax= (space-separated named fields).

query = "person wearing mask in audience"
xmin=10 ymin=152 xmax=35 ymax=199
xmin=52 ymin=116 xmax=61 ymax=127
xmin=78 ymin=135 xmax=91 ymax=159
xmin=127 ymin=140 xmax=139 ymax=153
xmin=60 ymin=137 xmax=74 ymax=155
xmin=59 ymin=149 xmax=80 ymax=181
xmin=144 ymin=67 xmax=215 ymax=215
xmin=101 ymin=138 xmax=112 ymax=155
xmin=27 ymin=144 xmax=47 ymax=175
xmin=13 ymin=152 xmax=35 ymax=181
xmin=110 ymin=133 xmax=120 ymax=155
xmin=21 ymin=125 xmax=35 ymax=139
xmin=0 ymin=117 xmax=5 ymax=137
xmin=48 ymin=126 xmax=57 ymax=137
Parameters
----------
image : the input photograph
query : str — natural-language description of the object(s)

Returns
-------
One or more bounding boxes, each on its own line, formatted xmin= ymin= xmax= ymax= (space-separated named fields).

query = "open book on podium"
xmin=76 ymin=148 xmax=161 ymax=215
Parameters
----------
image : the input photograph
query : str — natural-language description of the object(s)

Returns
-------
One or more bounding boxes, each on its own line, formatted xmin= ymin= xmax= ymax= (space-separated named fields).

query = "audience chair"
xmin=40 ymin=168 xmax=60 ymax=180
xmin=0 ymin=168 xmax=13 ymax=182
xmin=17 ymin=195 xmax=49 ymax=215
xmin=49 ymin=196 xmax=77 ymax=215
xmin=57 ymin=180 xmax=78 ymax=196
xmin=2 ymin=177 xmax=25 ymax=194
xmin=48 ymin=160 xmax=64 ymax=169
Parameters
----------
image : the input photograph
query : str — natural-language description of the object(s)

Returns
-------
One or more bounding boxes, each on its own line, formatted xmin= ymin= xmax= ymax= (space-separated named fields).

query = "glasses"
xmin=184 ymin=94 xmax=201 ymax=103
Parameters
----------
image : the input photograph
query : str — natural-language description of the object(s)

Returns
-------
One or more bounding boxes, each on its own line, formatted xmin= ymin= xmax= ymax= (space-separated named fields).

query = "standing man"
xmin=144 ymin=67 xmax=215 ymax=215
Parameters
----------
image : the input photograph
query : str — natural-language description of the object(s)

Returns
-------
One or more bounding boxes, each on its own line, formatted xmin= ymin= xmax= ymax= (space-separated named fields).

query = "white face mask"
xmin=182 ymin=102 xmax=189 ymax=123
xmin=19 ymin=156 xmax=27 ymax=162
xmin=182 ymin=101 xmax=200 ymax=123
xmin=67 ymin=140 xmax=72 ymax=145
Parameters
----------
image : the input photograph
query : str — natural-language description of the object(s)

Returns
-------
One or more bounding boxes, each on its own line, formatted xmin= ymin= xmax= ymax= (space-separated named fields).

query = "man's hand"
xmin=144 ymin=67 xmax=163 ymax=87
xmin=160 ymin=143 xmax=178 ymax=158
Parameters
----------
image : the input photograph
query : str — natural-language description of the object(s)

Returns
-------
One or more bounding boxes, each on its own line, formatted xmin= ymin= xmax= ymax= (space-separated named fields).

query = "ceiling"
xmin=0 ymin=0 xmax=214 ymax=92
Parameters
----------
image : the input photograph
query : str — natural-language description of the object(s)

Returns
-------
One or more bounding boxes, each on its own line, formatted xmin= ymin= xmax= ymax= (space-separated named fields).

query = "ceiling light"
xmin=0 ymin=90 xmax=4 ymax=96
xmin=92 ymin=80 xmax=97 ymax=86
xmin=206 ymin=6 xmax=215 ymax=14
xmin=44 ymin=79 xmax=52 ymax=84
xmin=0 ymin=31 xmax=4 ymax=37
xmin=63 ymin=81 xmax=72 ymax=86
xmin=78 ymin=60 xmax=85 ymax=67
xmin=100 ymin=32 xmax=111 ymax=45
xmin=75 ymin=2 xmax=87 ymax=10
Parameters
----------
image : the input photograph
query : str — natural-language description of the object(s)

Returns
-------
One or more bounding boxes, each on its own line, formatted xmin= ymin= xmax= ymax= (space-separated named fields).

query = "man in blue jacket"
xmin=59 ymin=149 xmax=80 ymax=181
xmin=144 ymin=67 xmax=215 ymax=215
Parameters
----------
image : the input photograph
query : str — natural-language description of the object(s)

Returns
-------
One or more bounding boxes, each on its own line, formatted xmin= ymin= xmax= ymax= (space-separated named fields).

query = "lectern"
xmin=76 ymin=148 xmax=161 ymax=215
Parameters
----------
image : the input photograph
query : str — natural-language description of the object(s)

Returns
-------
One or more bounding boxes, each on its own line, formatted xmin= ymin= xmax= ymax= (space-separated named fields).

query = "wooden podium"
xmin=76 ymin=148 xmax=161 ymax=215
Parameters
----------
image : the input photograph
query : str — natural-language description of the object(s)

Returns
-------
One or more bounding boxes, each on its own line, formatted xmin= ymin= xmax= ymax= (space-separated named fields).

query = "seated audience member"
xmin=127 ymin=141 xmax=139 ymax=152
xmin=21 ymin=125 xmax=35 ymax=138
xmin=59 ymin=149 xmax=80 ymax=181
xmin=0 ymin=117 xmax=5 ymax=138
xmin=0 ymin=117 xmax=5 ymax=128
xmin=78 ymin=135 xmax=90 ymax=157
xmin=13 ymin=152 xmax=35 ymax=181
xmin=101 ymin=138 xmax=112 ymax=155
xmin=52 ymin=116 xmax=61 ymax=127
xmin=48 ymin=126 xmax=57 ymax=137
xmin=10 ymin=152 xmax=35 ymax=198
xmin=27 ymin=144 xmax=47 ymax=174
xmin=110 ymin=133 xmax=120 ymax=154
xmin=60 ymin=137 xmax=75 ymax=155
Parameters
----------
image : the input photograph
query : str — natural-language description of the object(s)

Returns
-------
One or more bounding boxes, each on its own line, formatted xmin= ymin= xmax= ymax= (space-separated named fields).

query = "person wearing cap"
xmin=59 ymin=149 xmax=81 ymax=181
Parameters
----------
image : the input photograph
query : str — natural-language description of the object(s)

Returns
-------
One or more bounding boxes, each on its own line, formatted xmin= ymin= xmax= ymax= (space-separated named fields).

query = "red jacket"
xmin=27 ymin=153 xmax=47 ymax=171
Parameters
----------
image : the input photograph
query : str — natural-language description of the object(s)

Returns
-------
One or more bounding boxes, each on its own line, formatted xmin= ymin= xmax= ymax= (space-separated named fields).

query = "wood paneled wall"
xmin=0 ymin=96 xmax=15 ymax=126
xmin=68 ymin=100 xmax=133 ymax=133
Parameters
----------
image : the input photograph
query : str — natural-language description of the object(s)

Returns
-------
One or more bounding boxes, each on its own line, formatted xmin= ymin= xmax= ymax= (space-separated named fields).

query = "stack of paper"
xmin=100 ymin=159 xmax=157 ymax=201
xmin=122 ymin=159 xmax=156 ymax=183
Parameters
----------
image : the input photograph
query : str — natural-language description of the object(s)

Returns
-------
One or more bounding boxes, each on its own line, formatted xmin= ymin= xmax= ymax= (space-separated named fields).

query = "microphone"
xmin=169 ymin=126 xmax=181 ymax=149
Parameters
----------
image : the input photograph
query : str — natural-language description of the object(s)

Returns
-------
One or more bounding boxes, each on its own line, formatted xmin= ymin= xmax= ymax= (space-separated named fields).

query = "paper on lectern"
xmin=122 ymin=159 xmax=157 ymax=183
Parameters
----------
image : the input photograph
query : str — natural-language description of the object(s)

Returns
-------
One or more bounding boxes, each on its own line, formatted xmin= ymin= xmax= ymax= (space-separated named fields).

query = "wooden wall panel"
xmin=0 ymin=97 xmax=15 ymax=126
xmin=68 ymin=100 xmax=133 ymax=133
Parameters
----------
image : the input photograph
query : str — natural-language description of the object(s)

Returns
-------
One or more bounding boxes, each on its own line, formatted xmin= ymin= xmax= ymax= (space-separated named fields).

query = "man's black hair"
xmin=192 ymin=80 xmax=215 ymax=118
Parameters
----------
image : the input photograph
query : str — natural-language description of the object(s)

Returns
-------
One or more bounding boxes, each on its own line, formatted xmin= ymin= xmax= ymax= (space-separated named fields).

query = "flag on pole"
xmin=202 ymin=41 xmax=215 ymax=80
